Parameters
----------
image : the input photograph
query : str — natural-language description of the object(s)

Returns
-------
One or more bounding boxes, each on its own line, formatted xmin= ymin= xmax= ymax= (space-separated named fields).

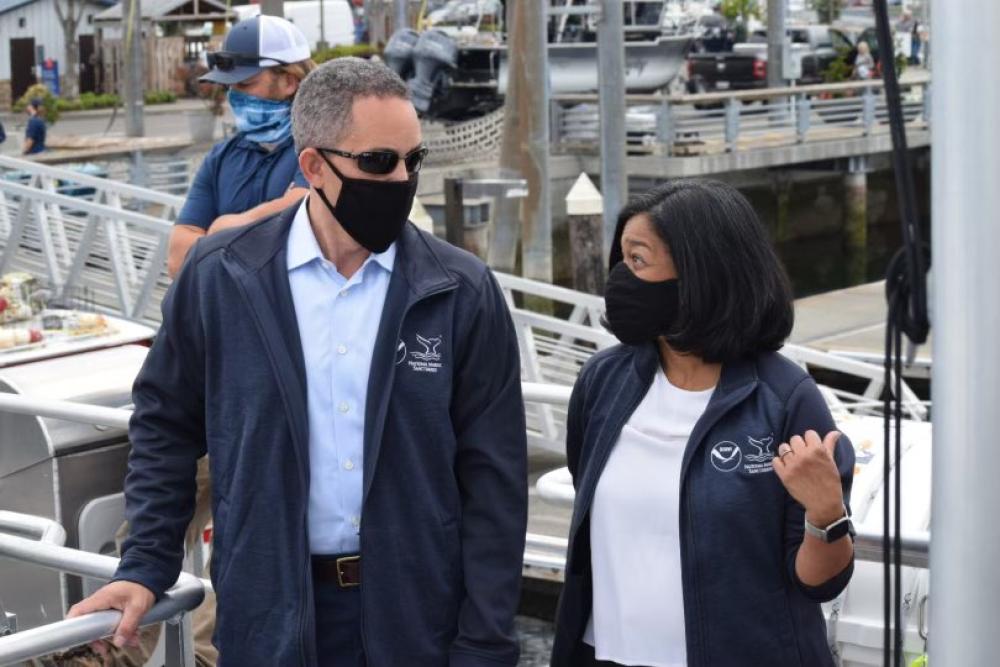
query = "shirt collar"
xmin=286 ymin=197 xmax=396 ymax=274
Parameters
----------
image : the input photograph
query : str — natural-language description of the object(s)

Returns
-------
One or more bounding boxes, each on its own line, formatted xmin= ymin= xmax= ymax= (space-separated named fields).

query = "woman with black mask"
xmin=550 ymin=180 xmax=856 ymax=667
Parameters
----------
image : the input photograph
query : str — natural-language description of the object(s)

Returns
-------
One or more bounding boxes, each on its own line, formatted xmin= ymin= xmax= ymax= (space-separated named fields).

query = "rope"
xmin=872 ymin=2 xmax=931 ymax=666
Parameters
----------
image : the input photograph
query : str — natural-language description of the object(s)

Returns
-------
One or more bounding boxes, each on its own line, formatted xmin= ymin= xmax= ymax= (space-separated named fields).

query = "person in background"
xmin=167 ymin=15 xmax=316 ymax=277
xmin=22 ymin=100 xmax=46 ymax=155
xmin=854 ymin=41 xmax=875 ymax=80
xmin=551 ymin=180 xmax=855 ymax=667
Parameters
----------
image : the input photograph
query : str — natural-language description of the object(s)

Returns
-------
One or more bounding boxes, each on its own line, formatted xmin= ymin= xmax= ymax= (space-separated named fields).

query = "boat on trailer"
xmin=383 ymin=0 xmax=693 ymax=120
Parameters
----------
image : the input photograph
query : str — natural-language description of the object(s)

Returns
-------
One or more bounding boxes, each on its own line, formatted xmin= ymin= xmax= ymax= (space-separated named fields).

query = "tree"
xmin=719 ymin=0 xmax=761 ymax=24
xmin=813 ymin=0 xmax=843 ymax=24
xmin=53 ymin=0 xmax=88 ymax=99
xmin=719 ymin=0 xmax=761 ymax=42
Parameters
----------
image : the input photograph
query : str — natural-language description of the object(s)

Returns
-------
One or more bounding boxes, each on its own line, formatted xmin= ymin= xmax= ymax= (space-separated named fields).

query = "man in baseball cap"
xmin=167 ymin=15 xmax=316 ymax=277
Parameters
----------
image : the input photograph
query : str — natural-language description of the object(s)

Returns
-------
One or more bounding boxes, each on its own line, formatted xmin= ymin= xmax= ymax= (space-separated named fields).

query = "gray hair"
xmin=292 ymin=57 xmax=410 ymax=153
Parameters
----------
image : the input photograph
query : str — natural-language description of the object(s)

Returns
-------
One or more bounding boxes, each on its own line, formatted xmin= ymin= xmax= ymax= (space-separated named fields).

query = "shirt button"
xmin=343 ymin=458 xmax=355 ymax=471
xmin=337 ymin=344 xmax=347 ymax=355
xmin=338 ymin=402 xmax=349 ymax=413
xmin=341 ymin=287 xmax=350 ymax=297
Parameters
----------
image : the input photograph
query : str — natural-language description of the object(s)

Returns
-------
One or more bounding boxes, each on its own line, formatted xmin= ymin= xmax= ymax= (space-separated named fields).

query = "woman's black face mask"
xmin=603 ymin=261 xmax=680 ymax=345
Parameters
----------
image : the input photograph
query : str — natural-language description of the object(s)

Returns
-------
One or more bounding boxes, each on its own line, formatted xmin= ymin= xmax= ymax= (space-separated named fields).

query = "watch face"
xmin=826 ymin=517 xmax=853 ymax=542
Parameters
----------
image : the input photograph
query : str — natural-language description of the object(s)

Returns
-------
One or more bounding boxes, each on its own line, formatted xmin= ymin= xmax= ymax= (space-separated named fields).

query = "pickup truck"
xmin=686 ymin=25 xmax=855 ymax=94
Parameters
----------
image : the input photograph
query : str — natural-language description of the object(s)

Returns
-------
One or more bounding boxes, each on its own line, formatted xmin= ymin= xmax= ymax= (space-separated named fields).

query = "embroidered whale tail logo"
xmin=745 ymin=435 xmax=775 ymax=462
xmin=411 ymin=334 xmax=442 ymax=361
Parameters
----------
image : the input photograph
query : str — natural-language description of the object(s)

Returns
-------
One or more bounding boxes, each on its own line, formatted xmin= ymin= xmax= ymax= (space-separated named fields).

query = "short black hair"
xmin=609 ymin=179 xmax=794 ymax=364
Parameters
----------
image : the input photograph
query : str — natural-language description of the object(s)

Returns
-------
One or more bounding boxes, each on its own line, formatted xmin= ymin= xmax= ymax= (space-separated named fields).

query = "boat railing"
xmin=550 ymin=74 xmax=932 ymax=157
xmin=531 ymin=467 xmax=931 ymax=570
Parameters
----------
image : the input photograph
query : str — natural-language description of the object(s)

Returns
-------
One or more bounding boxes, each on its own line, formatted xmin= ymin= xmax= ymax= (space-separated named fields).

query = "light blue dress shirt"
xmin=286 ymin=199 xmax=395 ymax=555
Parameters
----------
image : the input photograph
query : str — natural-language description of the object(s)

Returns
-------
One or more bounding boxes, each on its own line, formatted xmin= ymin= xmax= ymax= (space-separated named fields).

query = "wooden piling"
xmin=566 ymin=173 xmax=606 ymax=295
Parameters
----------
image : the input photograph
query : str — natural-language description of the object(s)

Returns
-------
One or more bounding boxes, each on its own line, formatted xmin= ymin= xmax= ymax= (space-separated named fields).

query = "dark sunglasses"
xmin=206 ymin=51 xmax=291 ymax=72
xmin=318 ymin=146 xmax=429 ymax=175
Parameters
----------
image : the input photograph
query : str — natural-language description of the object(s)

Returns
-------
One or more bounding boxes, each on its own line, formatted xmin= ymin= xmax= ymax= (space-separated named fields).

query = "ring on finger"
xmin=777 ymin=444 xmax=794 ymax=459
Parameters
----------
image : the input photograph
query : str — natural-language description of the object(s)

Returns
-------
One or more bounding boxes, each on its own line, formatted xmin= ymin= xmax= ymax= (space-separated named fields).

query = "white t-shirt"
xmin=583 ymin=370 xmax=714 ymax=667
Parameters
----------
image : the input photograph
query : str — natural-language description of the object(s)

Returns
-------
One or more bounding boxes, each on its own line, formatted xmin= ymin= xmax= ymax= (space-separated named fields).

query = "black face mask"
xmin=315 ymin=152 xmax=418 ymax=253
xmin=603 ymin=261 xmax=681 ymax=345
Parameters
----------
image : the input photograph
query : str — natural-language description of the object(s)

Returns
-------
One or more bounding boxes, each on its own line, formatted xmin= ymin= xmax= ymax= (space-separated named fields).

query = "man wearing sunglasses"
xmin=167 ymin=15 xmax=316 ymax=277
xmin=70 ymin=58 xmax=528 ymax=667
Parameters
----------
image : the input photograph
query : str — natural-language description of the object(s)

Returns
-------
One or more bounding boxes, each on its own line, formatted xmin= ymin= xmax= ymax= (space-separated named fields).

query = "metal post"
xmin=767 ymin=0 xmax=786 ymax=89
xmin=124 ymin=0 xmax=144 ymax=137
xmin=260 ymin=0 xmax=283 ymax=17
xmin=597 ymin=0 xmax=627 ymax=257
xmin=724 ymin=98 xmax=741 ymax=152
xmin=929 ymin=1 xmax=1000 ymax=666
xmin=317 ymin=0 xmax=328 ymax=51
xmin=521 ymin=0 xmax=552 ymax=282
xmin=655 ymin=98 xmax=675 ymax=155
xmin=393 ymin=0 xmax=407 ymax=32
xmin=795 ymin=93 xmax=811 ymax=142
xmin=862 ymin=87 xmax=876 ymax=135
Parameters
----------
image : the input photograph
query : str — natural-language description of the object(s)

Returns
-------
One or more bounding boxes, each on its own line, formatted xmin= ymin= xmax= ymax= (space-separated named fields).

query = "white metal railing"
xmin=551 ymin=75 xmax=931 ymax=156
xmin=0 ymin=156 xmax=179 ymax=324
xmin=531 ymin=468 xmax=930 ymax=569
xmin=496 ymin=271 xmax=927 ymax=454
xmin=0 ymin=530 xmax=204 ymax=667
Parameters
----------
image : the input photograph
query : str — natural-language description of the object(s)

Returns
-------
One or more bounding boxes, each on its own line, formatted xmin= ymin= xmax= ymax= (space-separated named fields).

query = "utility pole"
xmin=124 ymin=0 xmax=144 ymax=137
xmin=490 ymin=0 xmax=551 ymax=282
xmin=929 ymin=0 xmax=1000 ymax=665
xmin=596 ymin=0 xmax=627 ymax=257
xmin=260 ymin=0 xmax=283 ymax=17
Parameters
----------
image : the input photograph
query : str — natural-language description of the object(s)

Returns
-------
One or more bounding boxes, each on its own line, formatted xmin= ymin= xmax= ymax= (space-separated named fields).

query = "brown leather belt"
xmin=311 ymin=554 xmax=361 ymax=588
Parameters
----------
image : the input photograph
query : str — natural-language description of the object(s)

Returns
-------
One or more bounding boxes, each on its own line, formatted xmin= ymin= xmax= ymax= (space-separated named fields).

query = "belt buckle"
xmin=335 ymin=555 xmax=360 ymax=588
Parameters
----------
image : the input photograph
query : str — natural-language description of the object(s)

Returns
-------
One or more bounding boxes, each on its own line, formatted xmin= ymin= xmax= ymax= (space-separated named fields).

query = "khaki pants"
xmin=30 ymin=458 xmax=217 ymax=667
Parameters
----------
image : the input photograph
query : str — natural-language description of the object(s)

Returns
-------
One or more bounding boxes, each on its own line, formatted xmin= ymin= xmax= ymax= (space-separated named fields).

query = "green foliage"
xmin=48 ymin=90 xmax=175 ymax=114
xmin=814 ymin=0 xmax=843 ymax=24
xmin=13 ymin=84 xmax=60 ymax=124
xmin=822 ymin=51 xmax=853 ymax=83
xmin=312 ymin=43 xmax=379 ymax=64
xmin=144 ymin=90 xmax=177 ymax=105
xmin=55 ymin=92 xmax=120 ymax=112
xmin=718 ymin=0 xmax=761 ymax=23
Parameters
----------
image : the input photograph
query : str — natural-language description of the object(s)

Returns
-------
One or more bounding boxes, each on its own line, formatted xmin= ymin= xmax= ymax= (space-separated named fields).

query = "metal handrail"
xmin=0 ymin=511 xmax=66 ymax=546
xmin=0 ymin=394 xmax=131 ymax=430
xmin=551 ymin=71 xmax=932 ymax=105
xmin=0 ymin=156 xmax=186 ymax=209
xmin=0 ymin=533 xmax=204 ymax=666
xmin=0 ymin=385 xmax=566 ymax=430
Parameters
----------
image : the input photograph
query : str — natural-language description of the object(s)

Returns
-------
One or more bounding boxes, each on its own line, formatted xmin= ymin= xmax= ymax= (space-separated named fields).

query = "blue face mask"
xmin=227 ymin=89 xmax=292 ymax=143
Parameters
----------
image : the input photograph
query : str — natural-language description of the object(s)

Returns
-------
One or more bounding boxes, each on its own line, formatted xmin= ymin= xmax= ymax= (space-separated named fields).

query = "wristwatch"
xmin=804 ymin=506 xmax=856 ymax=543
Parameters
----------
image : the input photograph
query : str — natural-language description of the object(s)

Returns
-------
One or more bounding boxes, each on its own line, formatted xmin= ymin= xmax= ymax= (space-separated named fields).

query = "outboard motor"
xmin=409 ymin=29 xmax=458 ymax=113
xmin=384 ymin=28 xmax=420 ymax=80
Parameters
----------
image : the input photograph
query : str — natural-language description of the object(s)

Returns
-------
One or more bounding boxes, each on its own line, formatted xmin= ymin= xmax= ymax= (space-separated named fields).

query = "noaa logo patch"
xmin=710 ymin=441 xmax=742 ymax=472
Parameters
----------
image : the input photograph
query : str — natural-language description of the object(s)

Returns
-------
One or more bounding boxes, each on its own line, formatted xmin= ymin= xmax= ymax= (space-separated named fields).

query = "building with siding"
xmin=1 ymin=0 xmax=115 ymax=107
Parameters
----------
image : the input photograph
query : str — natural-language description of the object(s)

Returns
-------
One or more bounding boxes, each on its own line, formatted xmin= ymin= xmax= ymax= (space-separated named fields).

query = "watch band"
xmin=804 ymin=506 xmax=855 ymax=543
